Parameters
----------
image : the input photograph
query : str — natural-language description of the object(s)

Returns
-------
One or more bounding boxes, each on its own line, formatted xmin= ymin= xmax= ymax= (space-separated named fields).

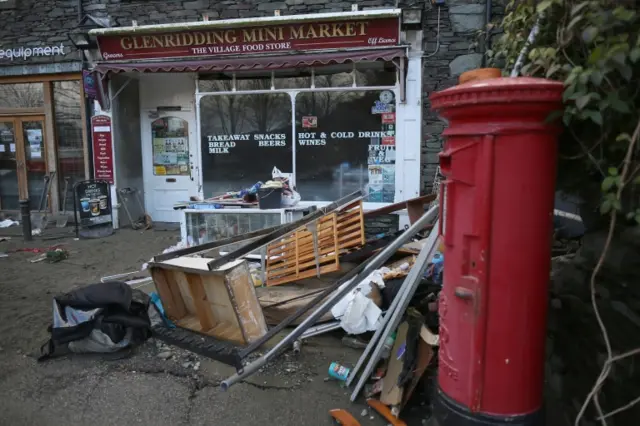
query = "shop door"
xmin=0 ymin=117 xmax=47 ymax=211
xmin=143 ymin=114 xmax=198 ymax=223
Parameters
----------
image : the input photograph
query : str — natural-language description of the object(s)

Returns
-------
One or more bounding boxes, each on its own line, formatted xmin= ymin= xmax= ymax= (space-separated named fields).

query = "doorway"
xmin=142 ymin=114 xmax=199 ymax=223
xmin=0 ymin=116 xmax=47 ymax=211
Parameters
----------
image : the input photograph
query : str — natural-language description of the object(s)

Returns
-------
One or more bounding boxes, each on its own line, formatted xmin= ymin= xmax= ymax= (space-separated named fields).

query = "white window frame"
xmin=195 ymin=65 xmax=401 ymax=210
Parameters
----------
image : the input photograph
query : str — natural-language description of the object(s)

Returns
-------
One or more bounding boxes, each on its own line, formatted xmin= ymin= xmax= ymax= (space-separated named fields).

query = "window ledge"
xmin=0 ymin=0 xmax=16 ymax=10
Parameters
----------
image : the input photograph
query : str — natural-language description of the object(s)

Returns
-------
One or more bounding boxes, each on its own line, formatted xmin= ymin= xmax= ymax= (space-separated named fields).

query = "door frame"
xmin=0 ymin=74 xmax=90 ymax=215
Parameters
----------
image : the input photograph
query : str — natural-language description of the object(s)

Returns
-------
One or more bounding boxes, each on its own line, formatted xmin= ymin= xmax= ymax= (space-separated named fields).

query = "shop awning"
xmin=93 ymin=47 xmax=406 ymax=75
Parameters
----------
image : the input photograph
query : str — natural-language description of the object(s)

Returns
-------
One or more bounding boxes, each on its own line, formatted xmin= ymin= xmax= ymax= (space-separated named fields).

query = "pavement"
xmin=0 ymin=229 xmax=405 ymax=426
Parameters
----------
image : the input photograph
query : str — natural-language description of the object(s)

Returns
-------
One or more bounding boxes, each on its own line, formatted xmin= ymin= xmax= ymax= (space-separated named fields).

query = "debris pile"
xmin=143 ymin=190 xmax=444 ymax=424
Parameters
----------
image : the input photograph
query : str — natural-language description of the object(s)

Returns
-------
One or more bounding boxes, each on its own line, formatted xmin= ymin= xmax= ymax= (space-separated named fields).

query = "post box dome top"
xmin=430 ymin=77 xmax=564 ymax=112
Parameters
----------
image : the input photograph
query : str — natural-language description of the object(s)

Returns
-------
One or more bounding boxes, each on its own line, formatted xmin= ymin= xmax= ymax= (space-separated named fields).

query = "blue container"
xmin=328 ymin=362 xmax=351 ymax=381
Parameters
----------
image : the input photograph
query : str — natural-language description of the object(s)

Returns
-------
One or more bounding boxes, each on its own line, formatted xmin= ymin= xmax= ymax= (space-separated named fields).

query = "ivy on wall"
xmin=490 ymin=0 xmax=640 ymax=226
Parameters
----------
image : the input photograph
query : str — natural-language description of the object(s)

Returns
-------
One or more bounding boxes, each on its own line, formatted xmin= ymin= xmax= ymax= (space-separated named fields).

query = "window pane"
xmin=0 ymin=83 xmax=44 ymax=108
xmin=151 ymin=117 xmax=190 ymax=176
xmin=53 ymin=80 xmax=85 ymax=211
xmin=0 ymin=121 xmax=19 ymax=210
xmin=23 ymin=120 xmax=46 ymax=209
xmin=200 ymin=93 xmax=292 ymax=197
xmin=314 ymin=65 xmax=353 ymax=88
xmin=295 ymin=90 xmax=396 ymax=203
xmin=354 ymin=63 xmax=397 ymax=87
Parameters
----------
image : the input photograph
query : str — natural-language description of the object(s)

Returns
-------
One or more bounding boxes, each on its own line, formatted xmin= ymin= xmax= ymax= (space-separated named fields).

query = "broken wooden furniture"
xmin=149 ymin=257 xmax=267 ymax=346
xmin=264 ymin=199 xmax=365 ymax=286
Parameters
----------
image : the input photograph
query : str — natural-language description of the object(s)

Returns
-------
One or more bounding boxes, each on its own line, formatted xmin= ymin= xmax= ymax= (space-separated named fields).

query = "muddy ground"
xmin=0 ymin=228 xmax=422 ymax=426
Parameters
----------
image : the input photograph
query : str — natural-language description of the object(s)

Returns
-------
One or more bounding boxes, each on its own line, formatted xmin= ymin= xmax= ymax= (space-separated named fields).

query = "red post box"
xmin=429 ymin=78 xmax=564 ymax=426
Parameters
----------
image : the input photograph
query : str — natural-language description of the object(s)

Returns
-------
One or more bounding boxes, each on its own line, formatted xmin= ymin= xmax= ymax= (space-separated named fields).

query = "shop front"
xmin=89 ymin=8 xmax=423 ymax=225
xmin=0 ymin=74 xmax=90 ymax=215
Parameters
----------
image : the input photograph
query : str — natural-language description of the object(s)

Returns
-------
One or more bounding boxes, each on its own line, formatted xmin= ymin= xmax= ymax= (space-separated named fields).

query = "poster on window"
xmin=367 ymin=165 xmax=384 ymax=202
xmin=151 ymin=117 xmax=190 ymax=176
xmin=26 ymin=129 xmax=43 ymax=159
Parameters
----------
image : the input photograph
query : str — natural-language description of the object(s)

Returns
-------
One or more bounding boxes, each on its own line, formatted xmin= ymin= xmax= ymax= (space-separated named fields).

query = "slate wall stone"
xmin=0 ymin=0 xmax=504 ymax=195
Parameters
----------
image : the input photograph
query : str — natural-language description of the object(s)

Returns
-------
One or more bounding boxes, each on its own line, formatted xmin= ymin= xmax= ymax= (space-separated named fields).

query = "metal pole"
xmin=346 ymin=219 xmax=440 ymax=387
xmin=220 ymin=205 xmax=438 ymax=391
xmin=19 ymin=199 xmax=32 ymax=241
xmin=349 ymin=224 xmax=439 ymax=401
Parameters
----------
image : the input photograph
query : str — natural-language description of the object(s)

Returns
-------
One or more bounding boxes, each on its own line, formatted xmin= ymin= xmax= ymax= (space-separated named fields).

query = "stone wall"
xmin=0 ymin=0 xmax=500 ymax=194
xmin=0 ymin=0 xmax=83 ymax=70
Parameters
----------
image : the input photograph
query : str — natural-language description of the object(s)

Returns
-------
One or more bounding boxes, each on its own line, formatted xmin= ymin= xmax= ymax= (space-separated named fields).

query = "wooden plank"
xmin=12 ymin=118 xmax=29 ymax=202
xmin=336 ymin=214 xmax=361 ymax=230
xmin=267 ymin=263 xmax=341 ymax=286
xmin=329 ymin=409 xmax=362 ymax=426
xmin=366 ymin=399 xmax=407 ymax=426
xmin=267 ymin=245 xmax=337 ymax=271
xmin=364 ymin=194 xmax=436 ymax=218
xmin=184 ymin=273 xmax=216 ymax=331
xmin=0 ymin=73 xmax=81 ymax=84
xmin=206 ymin=191 xmax=362 ymax=271
xmin=224 ymin=263 xmax=268 ymax=343
xmin=0 ymin=107 xmax=45 ymax=116
xmin=268 ymin=233 xmax=337 ymax=260
xmin=150 ymin=268 xmax=188 ymax=320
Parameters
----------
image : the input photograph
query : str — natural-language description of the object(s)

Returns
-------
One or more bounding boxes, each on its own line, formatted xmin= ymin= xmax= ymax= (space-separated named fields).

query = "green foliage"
xmin=490 ymin=0 xmax=640 ymax=224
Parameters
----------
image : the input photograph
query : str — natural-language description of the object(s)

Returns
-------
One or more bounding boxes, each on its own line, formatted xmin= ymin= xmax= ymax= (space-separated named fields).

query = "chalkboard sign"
xmin=73 ymin=180 xmax=114 ymax=238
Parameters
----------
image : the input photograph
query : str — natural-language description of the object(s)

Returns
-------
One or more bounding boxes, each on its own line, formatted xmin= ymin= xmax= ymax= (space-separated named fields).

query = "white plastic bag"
xmin=272 ymin=166 xmax=301 ymax=207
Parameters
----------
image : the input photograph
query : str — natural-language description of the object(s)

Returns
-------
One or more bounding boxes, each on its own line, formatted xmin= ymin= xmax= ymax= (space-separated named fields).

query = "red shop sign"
xmin=97 ymin=17 xmax=400 ymax=61
xmin=382 ymin=136 xmax=395 ymax=146
xmin=91 ymin=115 xmax=114 ymax=184
xmin=381 ymin=113 xmax=395 ymax=124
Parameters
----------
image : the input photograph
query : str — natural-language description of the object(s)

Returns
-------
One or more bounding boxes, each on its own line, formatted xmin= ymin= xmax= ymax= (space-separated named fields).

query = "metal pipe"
xmin=221 ymin=205 xmax=438 ymax=391
xmin=346 ymin=219 xmax=440 ymax=387
xmin=299 ymin=321 xmax=342 ymax=340
xmin=349 ymin=223 xmax=439 ymax=401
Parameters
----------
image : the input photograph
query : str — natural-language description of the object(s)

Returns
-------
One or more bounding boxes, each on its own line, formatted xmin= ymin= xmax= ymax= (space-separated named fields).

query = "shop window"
xmin=53 ymin=81 xmax=85 ymax=211
xmin=151 ymin=117 xmax=190 ymax=176
xmin=200 ymin=93 xmax=292 ymax=197
xmin=295 ymin=90 xmax=396 ymax=203
xmin=198 ymin=74 xmax=312 ymax=92
xmin=354 ymin=63 xmax=398 ymax=87
xmin=0 ymin=83 xmax=44 ymax=108
xmin=0 ymin=121 xmax=18 ymax=210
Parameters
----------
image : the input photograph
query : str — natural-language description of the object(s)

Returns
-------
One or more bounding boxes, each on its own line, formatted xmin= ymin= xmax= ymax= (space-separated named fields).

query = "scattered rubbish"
xmin=329 ymin=409 xmax=362 ymax=426
xmin=366 ymin=399 xmax=407 ymax=426
xmin=0 ymin=219 xmax=18 ymax=228
xmin=38 ymin=281 xmax=152 ymax=361
xmin=342 ymin=336 xmax=368 ymax=350
xmin=45 ymin=248 xmax=69 ymax=263
xmin=157 ymin=351 xmax=173 ymax=360
xmin=117 ymin=187 xmax=152 ymax=230
xmin=328 ymin=361 xmax=351 ymax=381
xmin=220 ymin=204 xmax=438 ymax=391
xmin=360 ymin=409 xmax=368 ymax=417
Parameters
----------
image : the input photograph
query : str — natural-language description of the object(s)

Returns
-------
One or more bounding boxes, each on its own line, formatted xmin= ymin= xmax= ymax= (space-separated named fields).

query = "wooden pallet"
xmin=336 ymin=199 xmax=366 ymax=253
xmin=265 ymin=213 xmax=340 ymax=286
xmin=149 ymin=257 xmax=268 ymax=345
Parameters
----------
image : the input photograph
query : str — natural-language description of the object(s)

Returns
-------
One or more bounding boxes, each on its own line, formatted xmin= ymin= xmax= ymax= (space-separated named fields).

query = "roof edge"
xmin=89 ymin=9 xmax=401 ymax=37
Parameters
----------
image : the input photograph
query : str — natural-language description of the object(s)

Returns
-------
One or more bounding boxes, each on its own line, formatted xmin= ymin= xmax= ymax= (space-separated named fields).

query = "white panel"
xmin=139 ymin=73 xmax=199 ymax=223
